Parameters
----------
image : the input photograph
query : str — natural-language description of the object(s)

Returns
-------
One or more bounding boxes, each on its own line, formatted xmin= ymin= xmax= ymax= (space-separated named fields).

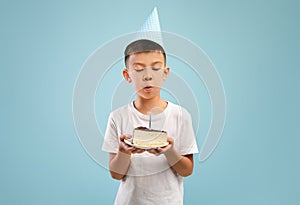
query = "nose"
xmin=143 ymin=70 xmax=153 ymax=81
xmin=143 ymin=75 xmax=152 ymax=81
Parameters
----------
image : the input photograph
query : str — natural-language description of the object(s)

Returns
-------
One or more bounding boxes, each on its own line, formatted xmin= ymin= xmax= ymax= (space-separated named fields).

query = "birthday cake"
xmin=133 ymin=127 xmax=167 ymax=148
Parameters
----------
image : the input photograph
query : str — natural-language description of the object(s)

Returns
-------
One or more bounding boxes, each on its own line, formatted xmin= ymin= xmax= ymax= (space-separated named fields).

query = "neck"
xmin=134 ymin=96 xmax=168 ymax=115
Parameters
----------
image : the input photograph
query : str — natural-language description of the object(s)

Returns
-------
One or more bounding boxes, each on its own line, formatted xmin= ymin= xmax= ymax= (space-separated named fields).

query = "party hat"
xmin=137 ymin=7 xmax=164 ymax=47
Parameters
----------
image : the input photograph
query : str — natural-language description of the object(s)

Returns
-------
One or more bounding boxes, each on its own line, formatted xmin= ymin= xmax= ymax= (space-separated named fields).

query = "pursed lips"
xmin=143 ymin=85 xmax=153 ymax=91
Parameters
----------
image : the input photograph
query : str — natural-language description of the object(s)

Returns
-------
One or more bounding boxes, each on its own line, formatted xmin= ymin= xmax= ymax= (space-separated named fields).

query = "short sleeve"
xmin=178 ymin=108 xmax=199 ymax=155
xmin=102 ymin=113 xmax=119 ymax=153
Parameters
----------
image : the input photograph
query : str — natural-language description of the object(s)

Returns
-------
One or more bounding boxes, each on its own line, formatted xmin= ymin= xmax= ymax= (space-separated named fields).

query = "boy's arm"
xmin=109 ymin=135 xmax=144 ymax=180
xmin=109 ymin=152 xmax=131 ymax=180
xmin=163 ymin=149 xmax=194 ymax=177
xmin=149 ymin=137 xmax=194 ymax=177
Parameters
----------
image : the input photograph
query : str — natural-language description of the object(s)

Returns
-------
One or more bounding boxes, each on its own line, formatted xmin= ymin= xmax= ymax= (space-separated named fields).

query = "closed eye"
xmin=133 ymin=67 xmax=162 ymax=72
xmin=152 ymin=67 xmax=162 ymax=71
xmin=134 ymin=68 xmax=144 ymax=72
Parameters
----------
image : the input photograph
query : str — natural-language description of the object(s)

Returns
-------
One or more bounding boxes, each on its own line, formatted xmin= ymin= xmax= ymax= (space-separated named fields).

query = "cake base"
xmin=124 ymin=139 xmax=169 ymax=149
xmin=132 ymin=127 xmax=168 ymax=148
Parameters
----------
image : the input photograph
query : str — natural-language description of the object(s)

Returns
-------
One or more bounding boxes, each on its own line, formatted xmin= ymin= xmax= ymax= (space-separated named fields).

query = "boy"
xmin=102 ymin=39 xmax=198 ymax=205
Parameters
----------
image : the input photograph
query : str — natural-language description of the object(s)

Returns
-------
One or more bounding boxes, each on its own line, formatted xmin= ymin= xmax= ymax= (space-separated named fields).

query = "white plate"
xmin=124 ymin=139 xmax=169 ymax=149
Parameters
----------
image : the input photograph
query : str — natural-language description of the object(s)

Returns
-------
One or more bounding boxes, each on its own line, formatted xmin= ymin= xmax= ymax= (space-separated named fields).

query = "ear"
xmin=163 ymin=66 xmax=170 ymax=80
xmin=123 ymin=68 xmax=132 ymax=83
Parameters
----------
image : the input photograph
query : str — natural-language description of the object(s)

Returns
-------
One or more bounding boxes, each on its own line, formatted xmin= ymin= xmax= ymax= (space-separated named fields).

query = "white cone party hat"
xmin=136 ymin=7 xmax=164 ymax=47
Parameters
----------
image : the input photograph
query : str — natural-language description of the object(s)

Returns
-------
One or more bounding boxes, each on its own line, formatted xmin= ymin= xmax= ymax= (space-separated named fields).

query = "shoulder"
xmin=167 ymin=102 xmax=192 ymax=120
xmin=110 ymin=104 xmax=130 ymax=115
xmin=109 ymin=103 xmax=132 ymax=120
xmin=110 ymin=104 xmax=130 ymax=116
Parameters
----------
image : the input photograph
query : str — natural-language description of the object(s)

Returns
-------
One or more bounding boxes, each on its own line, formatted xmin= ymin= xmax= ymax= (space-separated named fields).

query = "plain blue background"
xmin=1 ymin=0 xmax=299 ymax=204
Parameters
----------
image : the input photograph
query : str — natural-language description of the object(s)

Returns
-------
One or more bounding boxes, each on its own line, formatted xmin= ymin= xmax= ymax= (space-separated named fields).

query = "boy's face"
xmin=123 ymin=51 xmax=170 ymax=100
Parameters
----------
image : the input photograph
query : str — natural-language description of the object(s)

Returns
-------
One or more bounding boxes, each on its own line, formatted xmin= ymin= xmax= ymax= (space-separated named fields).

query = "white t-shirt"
xmin=102 ymin=101 xmax=198 ymax=205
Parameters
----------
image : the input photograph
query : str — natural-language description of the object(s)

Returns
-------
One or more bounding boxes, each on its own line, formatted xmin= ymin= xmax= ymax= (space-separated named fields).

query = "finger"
xmin=156 ymin=147 xmax=163 ymax=152
xmin=126 ymin=144 xmax=135 ymax=150
xmin=128 ymin=148 xmax=136 ymax=153
xmin=156 ymin=145 xmax=171 ymax=154
xmin=146 ymin=149 xmax=155 ymax=154
xmin=154 ymin=148 xmax=161 ymax=156
xmin=166 ymin=137 xmax=174 ymax=144
xmin=124 ymin=134 xmax=132 ymax=139
xmin=155 ymin=148 xmax=162 ymax=155
xmin=120 ymin=135 xmax=126 ymax=141
xmin=120 ymin=134 xmax=132 ymax=142
xmin=120 ymin=142 xmax=129 ymax=150
xmin=136 ymin=148 xmax=145 ymax=153
xmin=121 ymin=141 xmax=133 ymax=150
xmin=133 ymin=149 xmax=144 ymax=154
xmin=147 ymin=149 xmax=159 ymax=155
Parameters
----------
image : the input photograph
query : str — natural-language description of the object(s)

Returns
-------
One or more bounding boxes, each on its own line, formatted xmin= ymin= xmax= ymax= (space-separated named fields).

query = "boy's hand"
xmin=119 ymin=135 xmax=145 ymax=155
xmin=147 ymin=137 xmax=174 ymax=155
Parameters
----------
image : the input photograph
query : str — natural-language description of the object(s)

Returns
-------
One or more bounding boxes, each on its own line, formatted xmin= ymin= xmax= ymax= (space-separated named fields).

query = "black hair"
xmin=124 ymin=39 xmax=166 ymax=67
